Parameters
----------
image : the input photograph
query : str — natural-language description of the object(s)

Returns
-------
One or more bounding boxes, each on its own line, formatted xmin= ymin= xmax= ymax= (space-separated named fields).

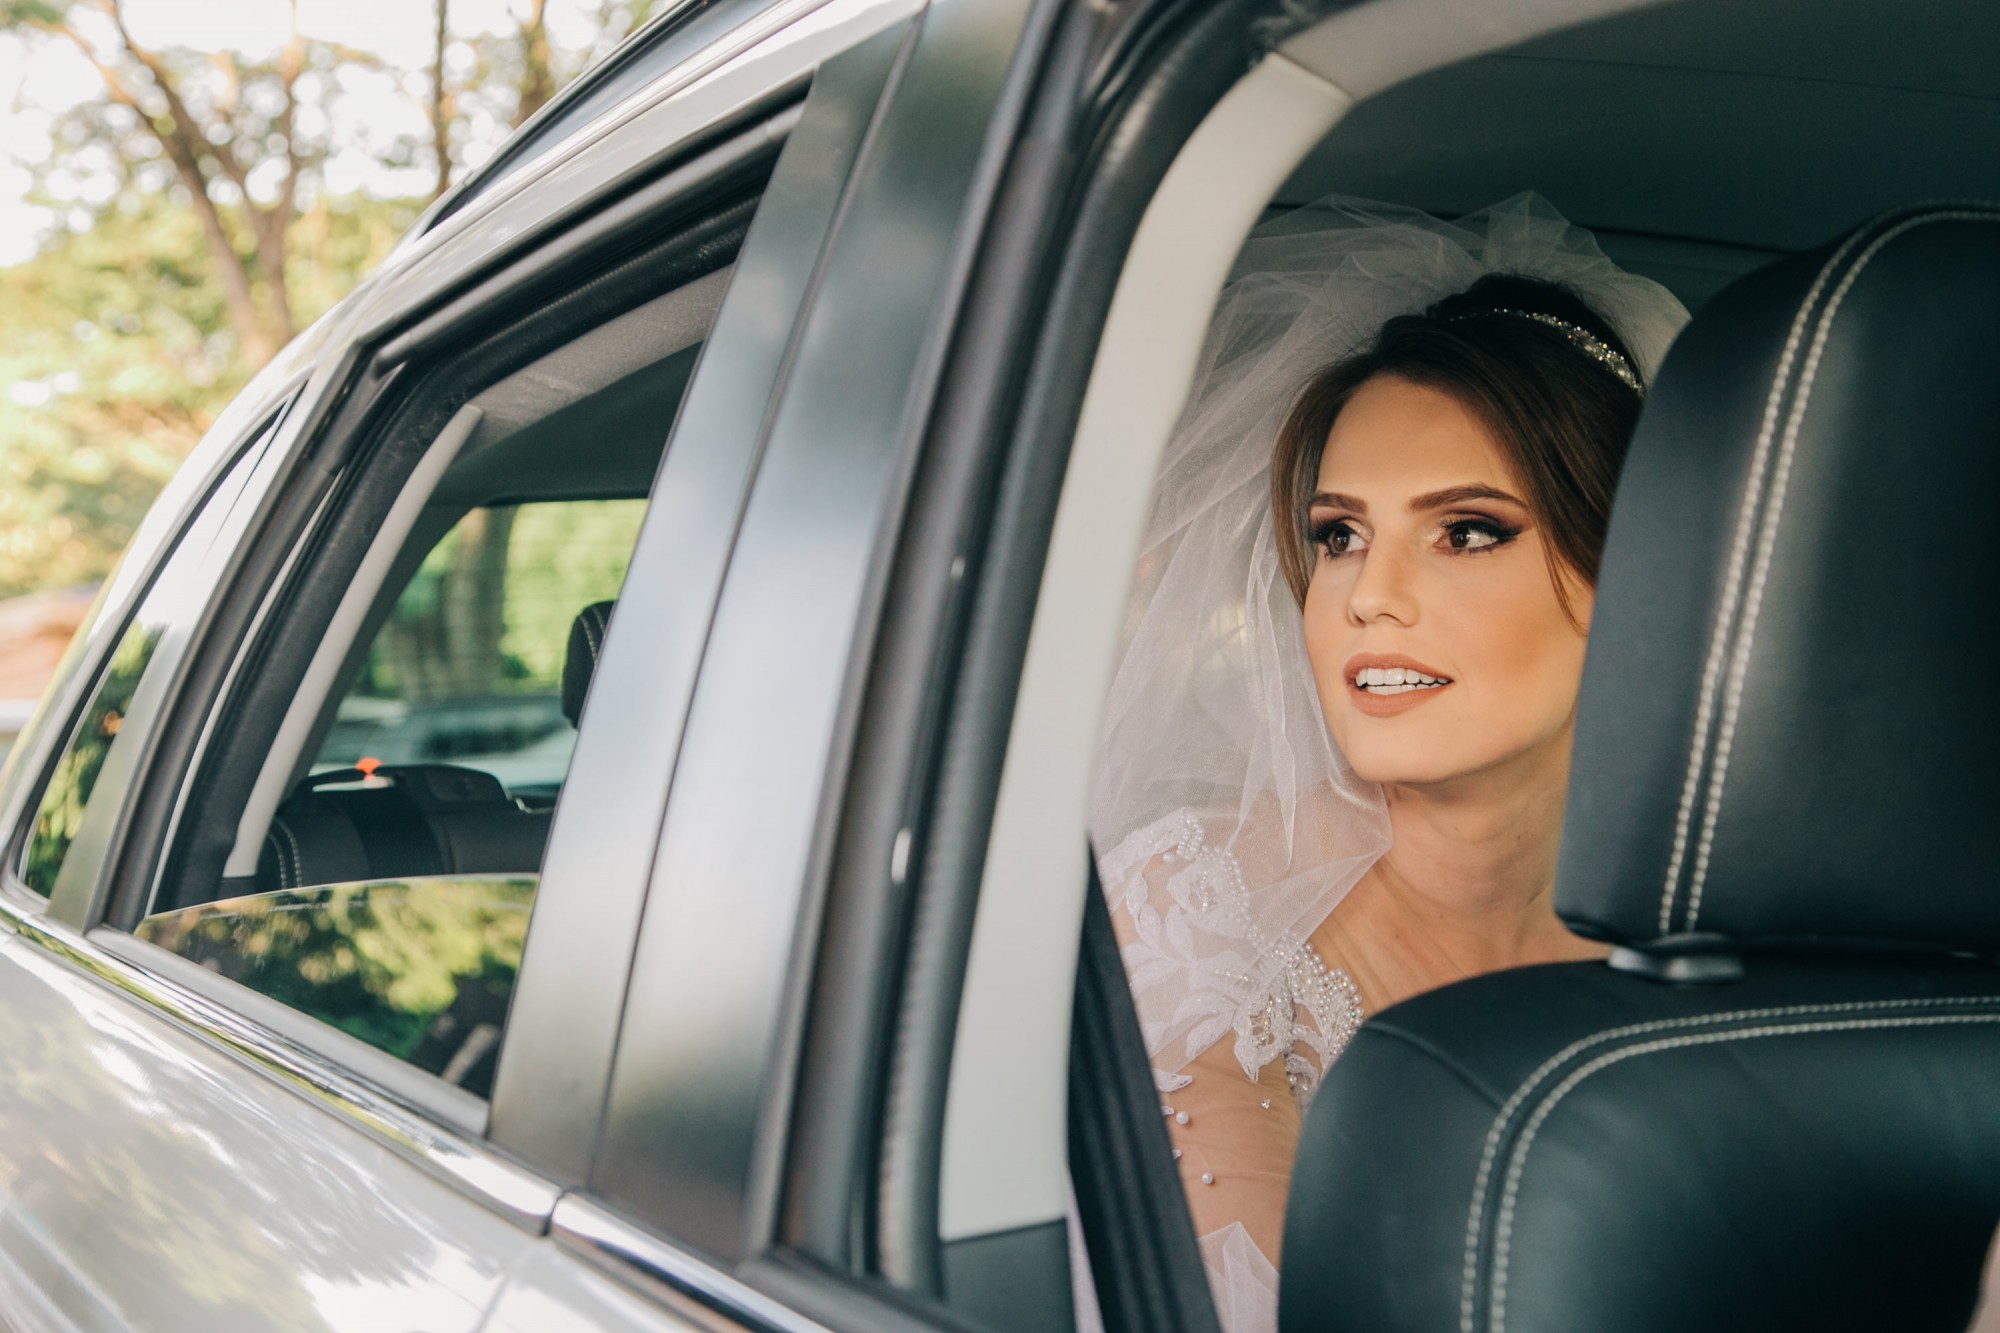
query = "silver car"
xmin=0 ymin=0 xmax=1991 ymax=1329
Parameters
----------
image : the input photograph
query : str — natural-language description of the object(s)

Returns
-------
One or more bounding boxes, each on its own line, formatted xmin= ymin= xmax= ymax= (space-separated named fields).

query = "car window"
xmin=115 ymin=286 xmax=712 ymax=1103
xmin=312 ymin=498 xmax=645 ymax=806
xmin=134 ymin=875 xmax=536 ymax=1090
xmin=138 ymin=479 xmax=651 ymax=1097
xmin=16 ymin=436 xmax=272 ymax=900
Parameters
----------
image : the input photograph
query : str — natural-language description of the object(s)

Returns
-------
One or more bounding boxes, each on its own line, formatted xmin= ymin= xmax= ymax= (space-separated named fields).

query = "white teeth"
xmin=1353 ymin=666 xmax=1452 ymax=692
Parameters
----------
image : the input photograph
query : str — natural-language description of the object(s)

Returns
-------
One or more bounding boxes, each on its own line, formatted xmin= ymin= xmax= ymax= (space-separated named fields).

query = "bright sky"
xmin=0 ymin=0 xmax=617 ymax=265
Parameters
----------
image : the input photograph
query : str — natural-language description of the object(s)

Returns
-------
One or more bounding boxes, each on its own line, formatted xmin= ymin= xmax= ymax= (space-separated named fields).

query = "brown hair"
xmin=1269 ymin=274 xmax=1643 ymax=626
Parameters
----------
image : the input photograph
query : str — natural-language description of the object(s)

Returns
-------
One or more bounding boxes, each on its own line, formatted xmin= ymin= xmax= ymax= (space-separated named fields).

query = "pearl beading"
xmin=1152 ymin=813 xmax=1366 ymax=1109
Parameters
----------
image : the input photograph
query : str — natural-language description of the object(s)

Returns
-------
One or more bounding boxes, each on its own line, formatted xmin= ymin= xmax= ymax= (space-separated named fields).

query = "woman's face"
xmin=1302 ymin=374 xmax=1591 ymax=789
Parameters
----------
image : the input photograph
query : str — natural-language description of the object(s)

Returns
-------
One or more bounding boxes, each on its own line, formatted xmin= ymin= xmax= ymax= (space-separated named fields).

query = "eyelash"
xmin=1439 ymin=516 xmax=1520 ymax=554
xmin=1307 ymin=514 xmax=1522 ymax=560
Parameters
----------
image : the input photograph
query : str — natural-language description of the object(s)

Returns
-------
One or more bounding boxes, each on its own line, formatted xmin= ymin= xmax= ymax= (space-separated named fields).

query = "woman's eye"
xmin=1441 ymin=519 xmax=1515 ymax=553
xmin=1314 ymin=520 xmax=1368 ymax=558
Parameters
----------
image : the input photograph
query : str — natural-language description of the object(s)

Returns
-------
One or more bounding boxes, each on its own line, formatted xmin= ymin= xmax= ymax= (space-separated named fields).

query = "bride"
xmin=1088 ymin=194 xmax=1689 ymax=1333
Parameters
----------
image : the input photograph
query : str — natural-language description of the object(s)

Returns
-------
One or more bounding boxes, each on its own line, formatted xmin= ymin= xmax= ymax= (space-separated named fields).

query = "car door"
xmin=549 ymin=0 xmax=1079 ymax=1327
xmin=0 ymin=3 xmax=925 ymax=1329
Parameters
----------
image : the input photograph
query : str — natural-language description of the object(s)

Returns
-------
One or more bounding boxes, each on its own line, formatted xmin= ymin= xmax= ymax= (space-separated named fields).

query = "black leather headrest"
xmin=1559 ymin=204 xmax=2000 ymax=955
xmin=560 ymin=600 xmax=614 ymax=727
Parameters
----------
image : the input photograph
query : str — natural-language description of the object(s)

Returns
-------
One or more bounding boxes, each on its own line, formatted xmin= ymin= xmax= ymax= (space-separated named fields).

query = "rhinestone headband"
xmin=1449 ymin=307 xmax=1645 ymax=397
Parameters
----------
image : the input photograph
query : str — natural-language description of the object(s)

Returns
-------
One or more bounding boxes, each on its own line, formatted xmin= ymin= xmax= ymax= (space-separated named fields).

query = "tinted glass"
xmin=19 ymin=441 xmax=268 ymax=897
xmin=313 ymin=497 xmax=645 ymax=804
xmin=136 ymin=876 xmax=535 ymax=1099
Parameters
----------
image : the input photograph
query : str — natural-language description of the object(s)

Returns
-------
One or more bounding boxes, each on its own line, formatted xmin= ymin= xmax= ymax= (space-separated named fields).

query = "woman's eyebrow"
xmin=1407 ymin=483 xmax=1525 ymax=511
xmin=1308 ymin=485 xmax=1526 ymax=513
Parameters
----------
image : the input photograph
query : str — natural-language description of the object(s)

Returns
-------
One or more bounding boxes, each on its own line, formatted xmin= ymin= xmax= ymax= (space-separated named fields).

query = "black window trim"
xmin=790 ymin=0 xmax=1337 ymax=1319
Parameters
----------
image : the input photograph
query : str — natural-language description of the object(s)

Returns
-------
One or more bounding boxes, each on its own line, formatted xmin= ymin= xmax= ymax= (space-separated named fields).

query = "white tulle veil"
xmin=1088 ymin=193 xmax=1690 ymax=1089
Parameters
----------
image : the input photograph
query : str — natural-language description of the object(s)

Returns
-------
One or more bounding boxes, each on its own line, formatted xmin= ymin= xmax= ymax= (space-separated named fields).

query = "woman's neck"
xmin=1314 ymin=728 xmax=1607 ymax=1008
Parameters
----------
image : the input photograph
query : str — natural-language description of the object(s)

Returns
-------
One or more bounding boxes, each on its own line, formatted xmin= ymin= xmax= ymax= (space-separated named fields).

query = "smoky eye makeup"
xmin=1308 ymin=509 xmax=1367 ymax=558
xmin=1437 ymin=512 xmax=1523 ymax=553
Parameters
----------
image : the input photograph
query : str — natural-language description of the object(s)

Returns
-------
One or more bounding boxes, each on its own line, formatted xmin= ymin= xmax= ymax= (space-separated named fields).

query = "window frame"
xmin=100 ymin=213 xmax=764 ymax=1118
xmin=823 ymin=0 xmax=1685 ymax=1328
xmin=558 ymin=4 xmax=1091 ymax=1329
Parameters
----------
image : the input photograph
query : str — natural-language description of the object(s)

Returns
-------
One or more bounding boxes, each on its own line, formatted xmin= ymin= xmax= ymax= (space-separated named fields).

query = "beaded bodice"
xmin=1104 ymin=811 xmax=1365 ymax=1106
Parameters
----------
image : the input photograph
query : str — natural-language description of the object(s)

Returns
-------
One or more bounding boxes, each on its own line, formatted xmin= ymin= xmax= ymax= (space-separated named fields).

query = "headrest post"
xmin=1607 ymin=945 xmax=1746 ymax=985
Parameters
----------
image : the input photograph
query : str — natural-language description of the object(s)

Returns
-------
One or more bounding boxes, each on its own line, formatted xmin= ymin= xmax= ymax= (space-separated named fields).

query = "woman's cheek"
xmin=1300 ymin=575 xmax=1354 ymax=733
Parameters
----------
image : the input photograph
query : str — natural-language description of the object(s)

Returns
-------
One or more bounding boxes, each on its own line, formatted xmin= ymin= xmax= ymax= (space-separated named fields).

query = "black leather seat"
xmin=253 ymin=600 xmax=617 ymax=892
xmin=561 ymin=599 xmax=614 ymax=726
xmin=1280 ymin=204 xmax=2000 ymax=1333
xmin=257 ymin=762 xmax=553 ymax=890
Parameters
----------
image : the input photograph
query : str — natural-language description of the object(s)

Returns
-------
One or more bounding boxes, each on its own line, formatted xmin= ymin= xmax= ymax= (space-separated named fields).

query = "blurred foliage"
xmin=358 ymin=498 xmax=644 ymax=702
xmin=0 ymin=189 xmax=417 ymax=598
xmin=0 ymin=0 xmax=671 ymax=603
xmin=136 ymin=875 xmax=537 ymax=1098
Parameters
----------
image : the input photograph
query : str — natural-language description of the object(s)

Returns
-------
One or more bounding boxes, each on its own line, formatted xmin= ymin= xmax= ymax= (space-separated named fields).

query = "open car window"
xmin=112 ymin=267 xmax=725 ymax=1106
xmin=311 ymin=497 xmax=646 ymax=807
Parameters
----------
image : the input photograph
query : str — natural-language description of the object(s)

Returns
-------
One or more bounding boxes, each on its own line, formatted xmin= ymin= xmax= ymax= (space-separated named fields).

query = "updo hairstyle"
xmin=1269 ymin=274 xmax=1644 ymax=625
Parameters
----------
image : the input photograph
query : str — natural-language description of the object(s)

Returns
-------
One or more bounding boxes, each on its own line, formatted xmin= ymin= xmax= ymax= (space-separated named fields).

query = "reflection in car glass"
xmin=21 ymin=623 xmax=161 ymax=896
xmin=136 ymin=875 xmax=536 ymax=1100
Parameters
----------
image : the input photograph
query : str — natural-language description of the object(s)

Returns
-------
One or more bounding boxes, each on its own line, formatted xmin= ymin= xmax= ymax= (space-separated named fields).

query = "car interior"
xmin=219 ymin=265 xmax=729 ymax=907
xmin=121 ymin=262 xmax=735 ymax=1097
xmin=999 ymin=0 xmax=2000 ymax=1329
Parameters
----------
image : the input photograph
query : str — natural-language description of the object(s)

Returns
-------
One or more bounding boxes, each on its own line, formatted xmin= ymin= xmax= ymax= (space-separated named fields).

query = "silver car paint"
xmin=0 ymin=926 xmax=536 ymax=1332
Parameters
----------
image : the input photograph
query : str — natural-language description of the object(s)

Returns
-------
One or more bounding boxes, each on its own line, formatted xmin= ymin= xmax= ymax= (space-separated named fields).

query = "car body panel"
xmin=0 ymin=0 xmax=939 ymax=1325
xmin=0 ymin=928 xmax=534 ymax=1333
xmin=587 ymin=0 xmax=1046 ymax=1261
xmin=477 ymin=1243 xmax=713 ymax=1333
xmin=488 ymin=0 xmax=923 ymax=1181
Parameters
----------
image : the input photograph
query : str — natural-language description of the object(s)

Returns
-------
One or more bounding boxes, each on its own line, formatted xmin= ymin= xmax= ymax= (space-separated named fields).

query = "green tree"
xmin=0 ymin=0 xmax=670 ymax=601
xmin=0 ymin=189 xmax=418 ymax=598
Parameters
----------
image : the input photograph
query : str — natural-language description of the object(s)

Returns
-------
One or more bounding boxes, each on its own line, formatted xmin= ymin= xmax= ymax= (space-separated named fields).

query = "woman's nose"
xmin=1345 ymin=544 xmax=1419 ymax=626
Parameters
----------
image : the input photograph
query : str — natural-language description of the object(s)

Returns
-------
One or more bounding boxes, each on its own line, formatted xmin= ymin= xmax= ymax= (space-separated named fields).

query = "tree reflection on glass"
xmin=21 ymin=622 xmax=162 ymax=896
xmin=135 ymin=875 xmax=536 ymax=1099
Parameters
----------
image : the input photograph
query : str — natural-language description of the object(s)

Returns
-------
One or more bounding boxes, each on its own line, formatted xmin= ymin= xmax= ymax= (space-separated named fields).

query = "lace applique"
xmin=1107 ymin=812 xmax=1364 ymax=1107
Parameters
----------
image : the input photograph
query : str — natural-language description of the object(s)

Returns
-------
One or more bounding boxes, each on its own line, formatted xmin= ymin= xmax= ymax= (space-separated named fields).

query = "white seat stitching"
xmin=1654 ymin=221 xmax=1870 ymax=935
xmin=1485 ymin=1007 xmax=2000 ymax=1332
xmin=1683 ymin=207 xmax=2000 ymax=930
xmin=271 ymin=816 xmax=304 ymax=890
xmin=1458 ymin=992 xmax=2000 ymax=1333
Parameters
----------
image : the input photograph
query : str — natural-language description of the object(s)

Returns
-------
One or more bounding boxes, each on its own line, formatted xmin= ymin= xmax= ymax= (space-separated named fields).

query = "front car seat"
xmin=1280 ymin=203 xmax=2000 ymax=1333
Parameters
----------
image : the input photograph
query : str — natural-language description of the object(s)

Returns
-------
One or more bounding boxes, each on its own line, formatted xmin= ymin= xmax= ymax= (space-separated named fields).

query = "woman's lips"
xmin=1342 ymin=653 xmax=1454 ymax=717
xmin=1346 ymin=677 xmax=1452 ymax=717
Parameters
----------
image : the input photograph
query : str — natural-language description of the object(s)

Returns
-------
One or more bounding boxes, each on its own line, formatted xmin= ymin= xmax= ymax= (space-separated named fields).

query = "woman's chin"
xmin=1332 ymin=703 xmax=1479 ymax=788
xmin=1344 ymin=755 xmax=1463 ymax=788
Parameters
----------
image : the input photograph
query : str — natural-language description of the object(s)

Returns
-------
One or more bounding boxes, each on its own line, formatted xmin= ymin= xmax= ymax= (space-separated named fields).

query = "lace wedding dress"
xmin=1082 ymin=194 xmax=1689 ymax=1333
xmin=1098 ymin=813 xmax=1365 ymax=1333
